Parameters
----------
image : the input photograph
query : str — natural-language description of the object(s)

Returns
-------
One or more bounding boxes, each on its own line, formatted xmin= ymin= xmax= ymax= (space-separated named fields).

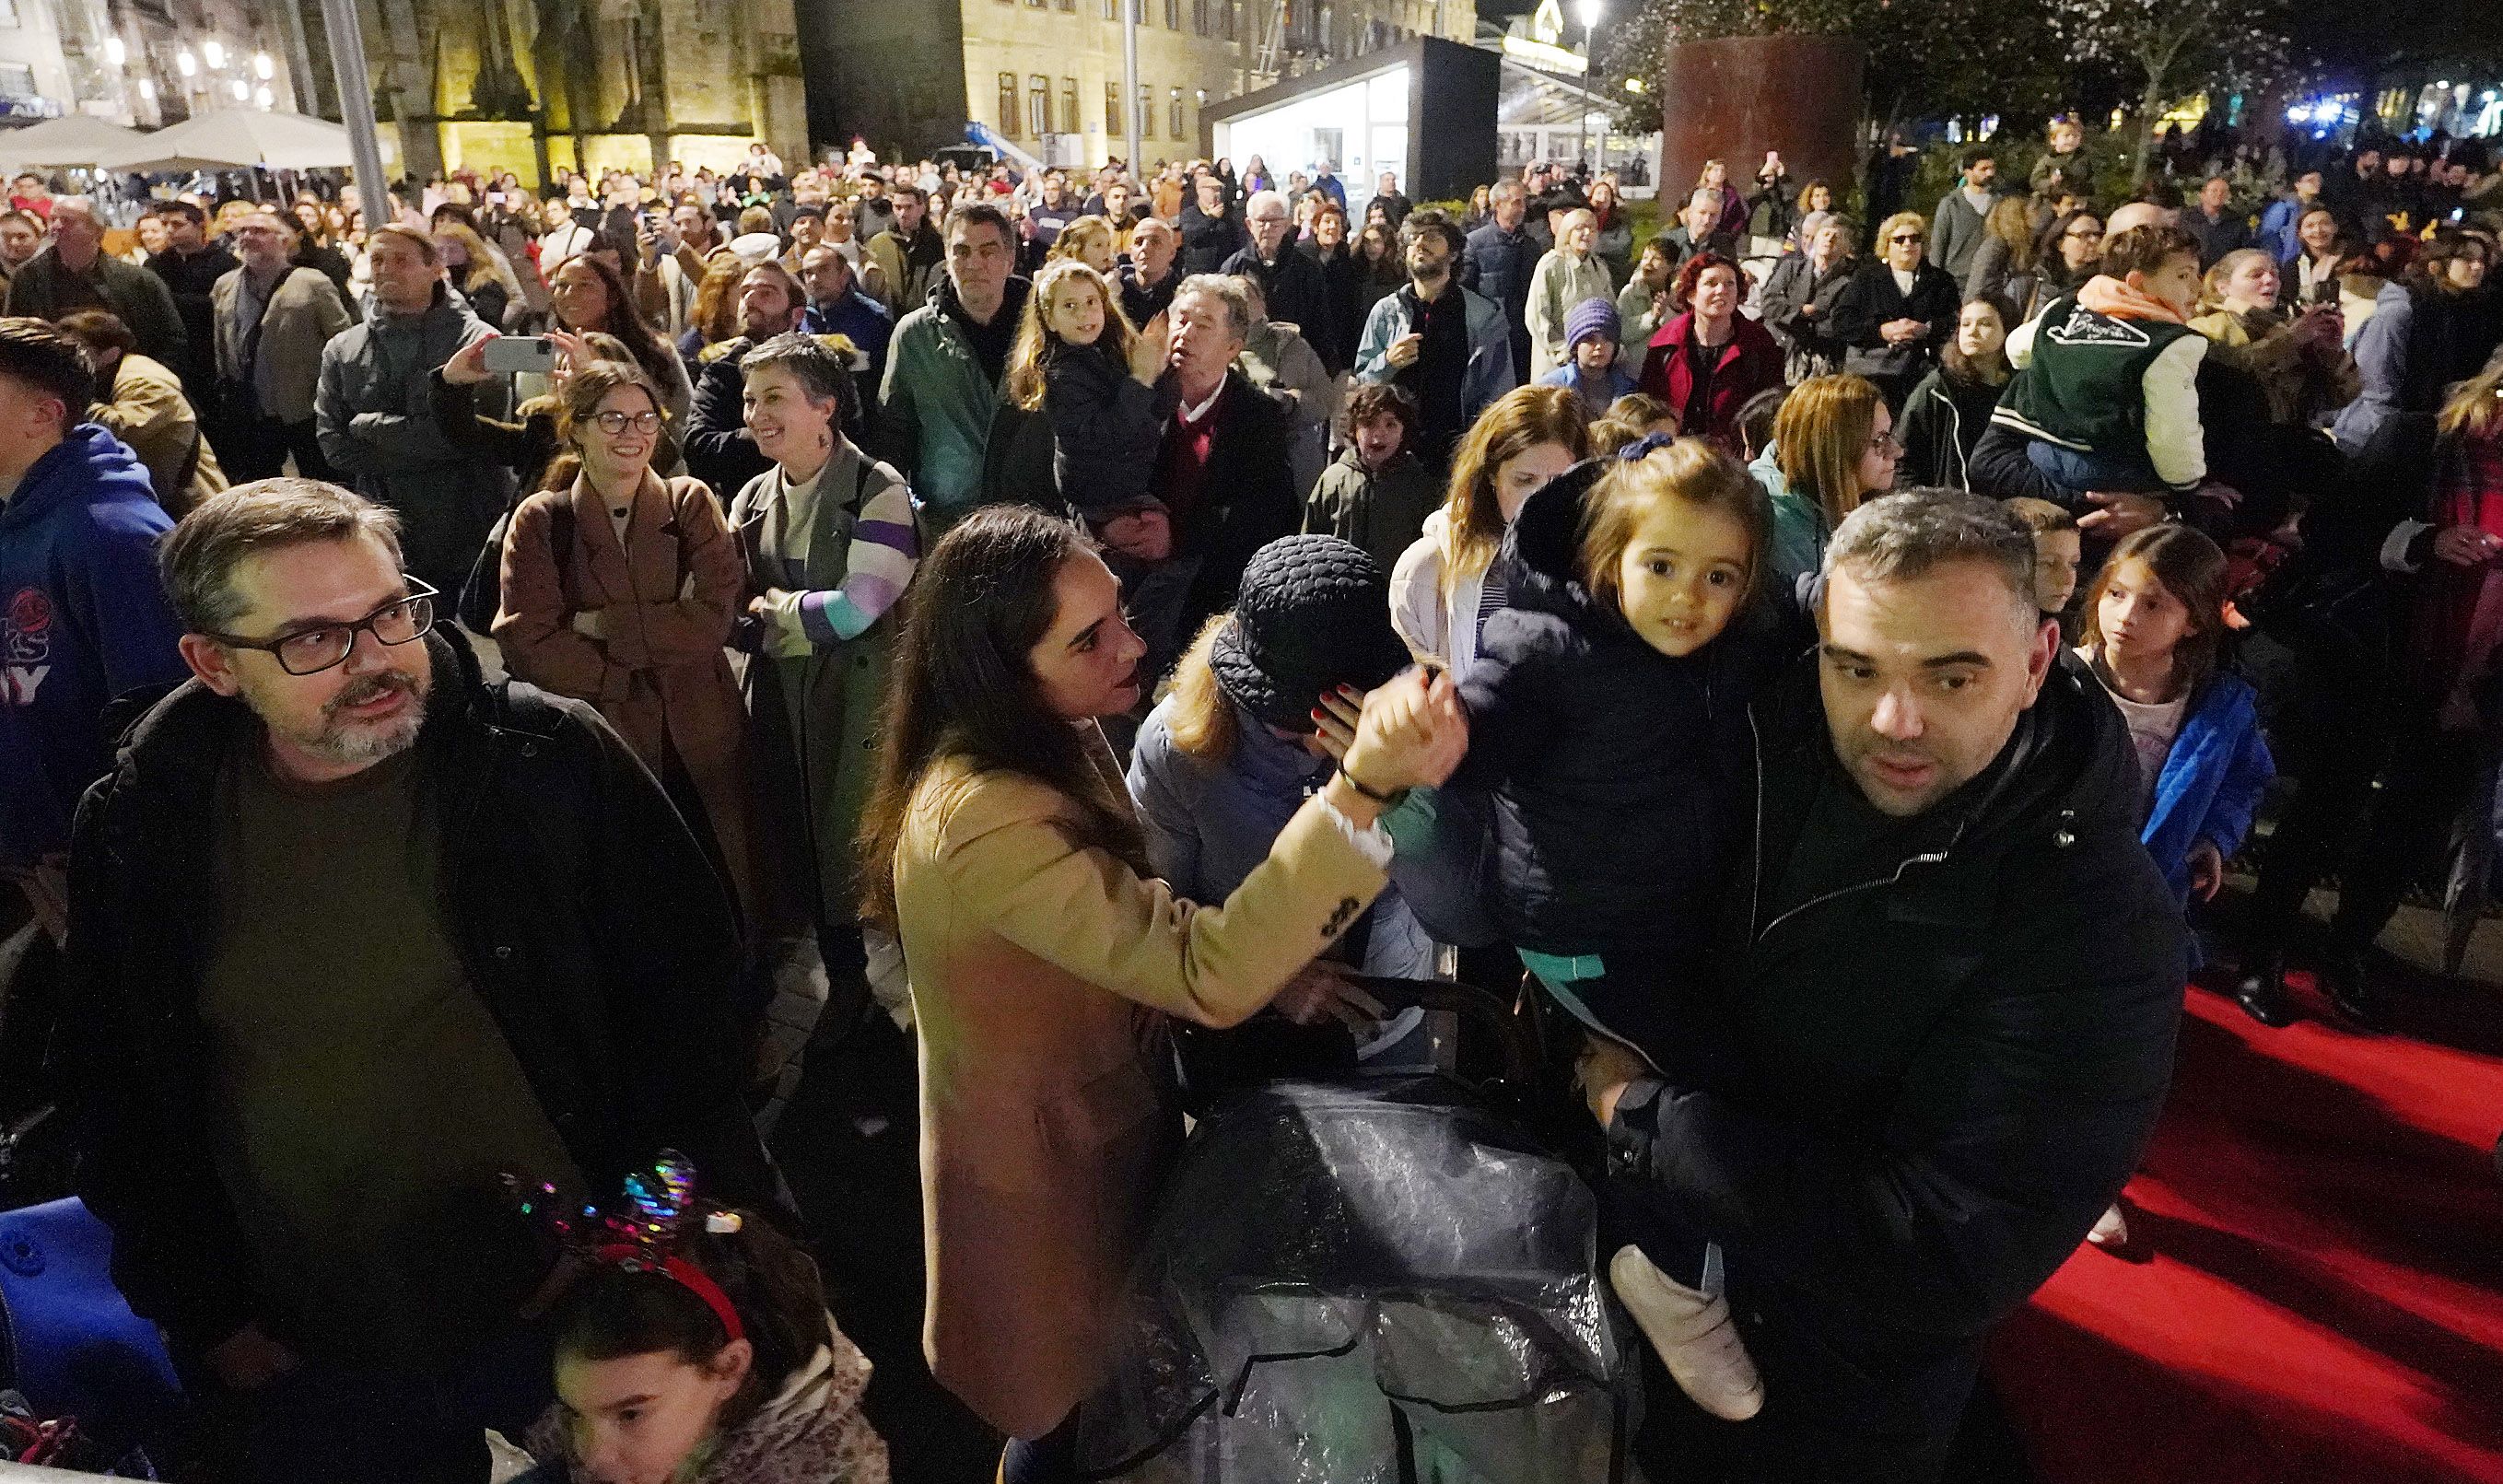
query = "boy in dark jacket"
xmin=1303 ymin=382 xmax=1438 ymax=572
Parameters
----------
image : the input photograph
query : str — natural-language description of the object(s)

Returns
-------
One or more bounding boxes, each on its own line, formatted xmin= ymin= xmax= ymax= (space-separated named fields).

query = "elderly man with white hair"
xmin=1524 ymin=205 xmax=1613 ymax=379
xmin=1221 ymin=187 xmax=1340 ymax=371
xmin=2 ymin=195 xmax=188 ymax=371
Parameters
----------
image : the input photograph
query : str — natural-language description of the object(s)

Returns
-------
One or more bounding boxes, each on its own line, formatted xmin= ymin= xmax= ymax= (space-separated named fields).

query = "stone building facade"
xmin=796 ymin=0 xmax=1470 ymax=168
xmin=292 ymin=0 xmax=806 ymax=186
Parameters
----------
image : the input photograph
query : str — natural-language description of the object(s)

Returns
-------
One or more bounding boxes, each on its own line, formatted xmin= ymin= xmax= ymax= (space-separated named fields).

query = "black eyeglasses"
xmin=592 ymin=409 xmax=665 ymax=434
xmin=208 ymin=579 xmax=439 ymax=676
xmin=1890 ymin=233 xmax=1924 ymax=244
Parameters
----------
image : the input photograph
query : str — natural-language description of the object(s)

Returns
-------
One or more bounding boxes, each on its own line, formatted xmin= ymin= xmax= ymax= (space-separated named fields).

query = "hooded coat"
xmin=0 ymin=424 xmax=188 ymax=869
xmin=1450 ymin=463 xmax=1786 ymax=1046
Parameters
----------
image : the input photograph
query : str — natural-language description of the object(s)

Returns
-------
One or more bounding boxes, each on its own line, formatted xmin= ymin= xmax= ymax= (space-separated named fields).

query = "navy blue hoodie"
xmin=0 ymin=423 xmax=188 ymax=867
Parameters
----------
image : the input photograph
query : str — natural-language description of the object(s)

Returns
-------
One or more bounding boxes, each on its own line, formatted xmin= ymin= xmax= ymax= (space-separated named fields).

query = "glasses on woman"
xmin=1889 ymin=232 xmax=1924 ymax=245
xmin=592 ymin=409 xmax=665 ymax=435
xmin=207 ymin=580 xmax=439 ymax=677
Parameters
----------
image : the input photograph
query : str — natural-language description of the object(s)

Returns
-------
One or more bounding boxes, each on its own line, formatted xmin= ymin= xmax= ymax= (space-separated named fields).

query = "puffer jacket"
xmin=1450 ymin=462 xmax=1784 ymax=971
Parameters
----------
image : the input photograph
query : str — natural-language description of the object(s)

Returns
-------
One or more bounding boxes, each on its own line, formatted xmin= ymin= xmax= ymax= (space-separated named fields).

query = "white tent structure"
xmin=0 ymin=114 xmax=147 ymax=168
xmin=93 ymin=111 xmax=354 ymax=172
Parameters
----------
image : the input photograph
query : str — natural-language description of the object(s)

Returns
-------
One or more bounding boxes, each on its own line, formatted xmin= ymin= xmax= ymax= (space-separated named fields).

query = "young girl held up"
xmin=1443 ymin=436 xmax=1787 ymax=1422
xmin=1002 ymin=256 xmax=1175 ymax=528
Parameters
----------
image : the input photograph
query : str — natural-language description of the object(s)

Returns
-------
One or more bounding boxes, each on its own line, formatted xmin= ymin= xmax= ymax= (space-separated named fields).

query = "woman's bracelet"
xmin=1335 ymin=764 xmax=1399 ymax=805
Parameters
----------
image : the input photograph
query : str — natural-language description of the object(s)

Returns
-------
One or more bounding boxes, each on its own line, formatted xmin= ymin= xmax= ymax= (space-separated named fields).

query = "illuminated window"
xmin=1029 ymin=74 xmax=1051 ymax=136
xmin=997 ymin=72 xmax=1019 ymax=136
xmin=1169 ymin=86 xmax=1184 ymax=137
xmin=1062 ymin=77 xmax=1080 ymax=133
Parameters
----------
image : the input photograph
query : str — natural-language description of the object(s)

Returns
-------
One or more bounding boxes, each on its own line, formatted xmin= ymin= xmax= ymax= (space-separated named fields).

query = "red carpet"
xmin=1989 ymin=980 xmax=2503 ymax=1484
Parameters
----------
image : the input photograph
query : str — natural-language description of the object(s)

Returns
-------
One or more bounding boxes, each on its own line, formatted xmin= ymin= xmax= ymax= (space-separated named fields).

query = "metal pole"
xmin=316 ymin=0 xmax=390 ymax=227
xmin=1122 ymin=0 xmax=1140 ymax=176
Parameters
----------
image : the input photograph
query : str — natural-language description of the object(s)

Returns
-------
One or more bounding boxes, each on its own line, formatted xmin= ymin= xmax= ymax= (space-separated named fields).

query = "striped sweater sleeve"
xmin=767 ymin=471 xmax=920 ymax=645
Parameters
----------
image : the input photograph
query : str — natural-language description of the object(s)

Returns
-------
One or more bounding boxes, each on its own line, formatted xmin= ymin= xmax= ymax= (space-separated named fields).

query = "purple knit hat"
xmin=1564 ymin=297 xmax=1620 ymax=352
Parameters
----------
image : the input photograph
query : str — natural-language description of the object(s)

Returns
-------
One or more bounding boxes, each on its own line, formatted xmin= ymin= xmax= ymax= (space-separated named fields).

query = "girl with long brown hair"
xmin=1386 ymin=383 xmax=1591 ymax=674
xmin=857 ymin=505 xmax=1467 ymax=1469
xmin=491 ymin=359 xmax=760 ymax=926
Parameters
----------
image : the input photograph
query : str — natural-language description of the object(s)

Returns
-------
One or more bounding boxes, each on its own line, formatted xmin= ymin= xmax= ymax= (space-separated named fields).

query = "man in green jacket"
xmin=3 ymin=198 xmax=186 ymax=374
xmin=876 ymin=203 xmax=1029 ymax=530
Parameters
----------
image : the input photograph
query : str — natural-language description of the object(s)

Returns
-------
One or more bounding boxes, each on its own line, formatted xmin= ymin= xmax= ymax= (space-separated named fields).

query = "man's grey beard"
xmin=290 ymin=669 xmax=429 ymax=768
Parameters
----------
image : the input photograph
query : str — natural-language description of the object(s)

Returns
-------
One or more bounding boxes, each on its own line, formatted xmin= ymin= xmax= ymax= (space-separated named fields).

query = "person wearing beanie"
xmin=1126 ymin=534 xmax=1448 ymax=1097
xmin=1537 ymin=297 xmax=1638 ymax=419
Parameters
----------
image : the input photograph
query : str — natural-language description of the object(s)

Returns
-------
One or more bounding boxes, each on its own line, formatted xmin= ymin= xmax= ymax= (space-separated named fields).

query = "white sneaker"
xmin=1608 ymin=1244 xmax=1765 ymax=1421
xmin=2087 ymin=1203 xmax=2131 ymax=1251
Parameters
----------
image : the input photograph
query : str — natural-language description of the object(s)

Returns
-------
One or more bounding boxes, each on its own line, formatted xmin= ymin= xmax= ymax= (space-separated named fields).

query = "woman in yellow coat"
xmin=857 ymin=507 xmax=1468 ymax=1477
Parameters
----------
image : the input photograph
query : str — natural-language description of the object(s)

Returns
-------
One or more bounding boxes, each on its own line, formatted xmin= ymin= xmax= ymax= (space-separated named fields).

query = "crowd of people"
xmin=0 ymin=113 xmax=2498 ymax=1484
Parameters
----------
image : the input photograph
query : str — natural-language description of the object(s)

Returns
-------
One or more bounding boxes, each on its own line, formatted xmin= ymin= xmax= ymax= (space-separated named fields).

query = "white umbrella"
xmin=0 ymin=113 xmax=147 ymax=168
xmin=94 ymin=110 xmax=354 ymax=172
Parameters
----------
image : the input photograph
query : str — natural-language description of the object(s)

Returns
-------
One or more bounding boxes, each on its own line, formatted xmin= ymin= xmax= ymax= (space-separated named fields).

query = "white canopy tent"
xmin=0 ymin=114 xmax=147 ymax=168
xmin=93 ymin=111 xmax=354 ymax=172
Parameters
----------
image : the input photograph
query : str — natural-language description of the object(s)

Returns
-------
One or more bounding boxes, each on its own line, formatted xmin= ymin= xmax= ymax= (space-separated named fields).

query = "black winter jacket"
xmin=1168 ymin=370 xmax=1301 ymax=643
xmin=684 ymin=334 xmax=774 ymax=497
xmin=1615 ymin=650 xmax=2182 ymax=1445
xmin=1828 ymin=260 xmax=1961 ymax=388
xmin=1895 ymin=365 xmax=2006 ymax=491
xmin=1176 ymin=204 xmax=1247 ymax=277
xmin=1452 ymin=462 xmax=1784 ymax=972
xmin=1041 ymin=341 xmax=1174 ymax=518
xmin=64 ymin=628 xmax=779 ymax=1366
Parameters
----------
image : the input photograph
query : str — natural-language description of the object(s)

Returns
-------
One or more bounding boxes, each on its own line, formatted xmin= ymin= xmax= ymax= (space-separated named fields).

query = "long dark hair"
xmin=550 ymin=251 xmax=680 ymax=395
xmin=857 ymin=507 xmax=1148 ymax=929
xmin=549 ymin=1209 xmax=825 ymax=1439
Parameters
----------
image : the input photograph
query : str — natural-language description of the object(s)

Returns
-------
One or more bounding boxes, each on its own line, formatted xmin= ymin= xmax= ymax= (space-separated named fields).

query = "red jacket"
xmin=1638 ymin=310 xmax=1784 ymax=452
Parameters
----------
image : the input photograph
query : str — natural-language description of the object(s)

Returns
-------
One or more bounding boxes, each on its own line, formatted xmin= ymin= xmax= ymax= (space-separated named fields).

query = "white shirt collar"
xmin=1177 ymin=376 xmax=1226 ymax=425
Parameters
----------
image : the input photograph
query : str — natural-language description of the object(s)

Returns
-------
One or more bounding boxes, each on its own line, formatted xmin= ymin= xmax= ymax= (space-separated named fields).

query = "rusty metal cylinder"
xmin=1656 ymin=35 xmax=1866 ymax=215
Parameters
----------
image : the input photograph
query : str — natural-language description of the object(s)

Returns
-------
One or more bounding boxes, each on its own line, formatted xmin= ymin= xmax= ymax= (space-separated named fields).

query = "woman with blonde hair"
xmin=1049 ymin=214 xmax=1121 ymax=275
xmin=2189 ymin=247 xmax=2358 ymax=428
xmin=492 ymin=358 xmax=761 ymax=925
xmin=1827 ymin=211 xmax=1960 ymax=406
xmin=1747 ymin=372 xmax=1898 ymax=582
xmin=433 ymin=218 xmax=511 ymax=331
xmin=1388 ymin=383 xmax=1591 ymax=674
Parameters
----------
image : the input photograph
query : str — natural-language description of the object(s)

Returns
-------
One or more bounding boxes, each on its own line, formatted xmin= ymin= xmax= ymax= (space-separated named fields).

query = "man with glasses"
xmin=65 ymin=477 xmax=778 ymax=1484
xmin=1222 ymin=189 xmax=1338 ymax=370
xmin=1356 ymin=210 xmax=1515 ymax=473
xmin=211 ymin=210 xmax=353 ymax=485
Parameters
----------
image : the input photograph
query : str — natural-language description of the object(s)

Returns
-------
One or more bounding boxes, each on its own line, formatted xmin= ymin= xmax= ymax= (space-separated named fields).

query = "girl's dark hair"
xmin=2080 ymin=523 xmax=2229 ymax=696
xmin=551 ymin=251 xmax=681 ymax=394
xmin=550 ymin=1210 xmax=825 ymax=1437
xmin=857 ymin=506 xmax=1149 ymax=929
xmin=1941 ymin=292 xmax=2018 ymax=388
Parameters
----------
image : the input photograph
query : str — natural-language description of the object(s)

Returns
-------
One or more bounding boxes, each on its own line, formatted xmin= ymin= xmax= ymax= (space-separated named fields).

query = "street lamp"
xmin=229 ymin=77 xmax=249 ymax=101
xmin=1577 ymin=0 xmax=1604 ymax=171
xmin=203 ymin=40 xmax=225 ymax=69
xmin=252 ymin=51 xmax=273 ymax=79
xmin=176 ymin=49 xmax=196 ymax=77
xmin=102 ymin=36 xmax=123 ymax=66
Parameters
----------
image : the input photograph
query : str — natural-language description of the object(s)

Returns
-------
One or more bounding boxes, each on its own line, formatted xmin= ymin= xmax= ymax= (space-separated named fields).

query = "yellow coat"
xmin=891 ymin=751 xmax=1386 ymax=1439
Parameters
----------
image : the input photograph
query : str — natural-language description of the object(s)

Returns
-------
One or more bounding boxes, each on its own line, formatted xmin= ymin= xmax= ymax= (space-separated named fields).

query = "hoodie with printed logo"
xmin=0 ymin=423 xmax=188 ymax=867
